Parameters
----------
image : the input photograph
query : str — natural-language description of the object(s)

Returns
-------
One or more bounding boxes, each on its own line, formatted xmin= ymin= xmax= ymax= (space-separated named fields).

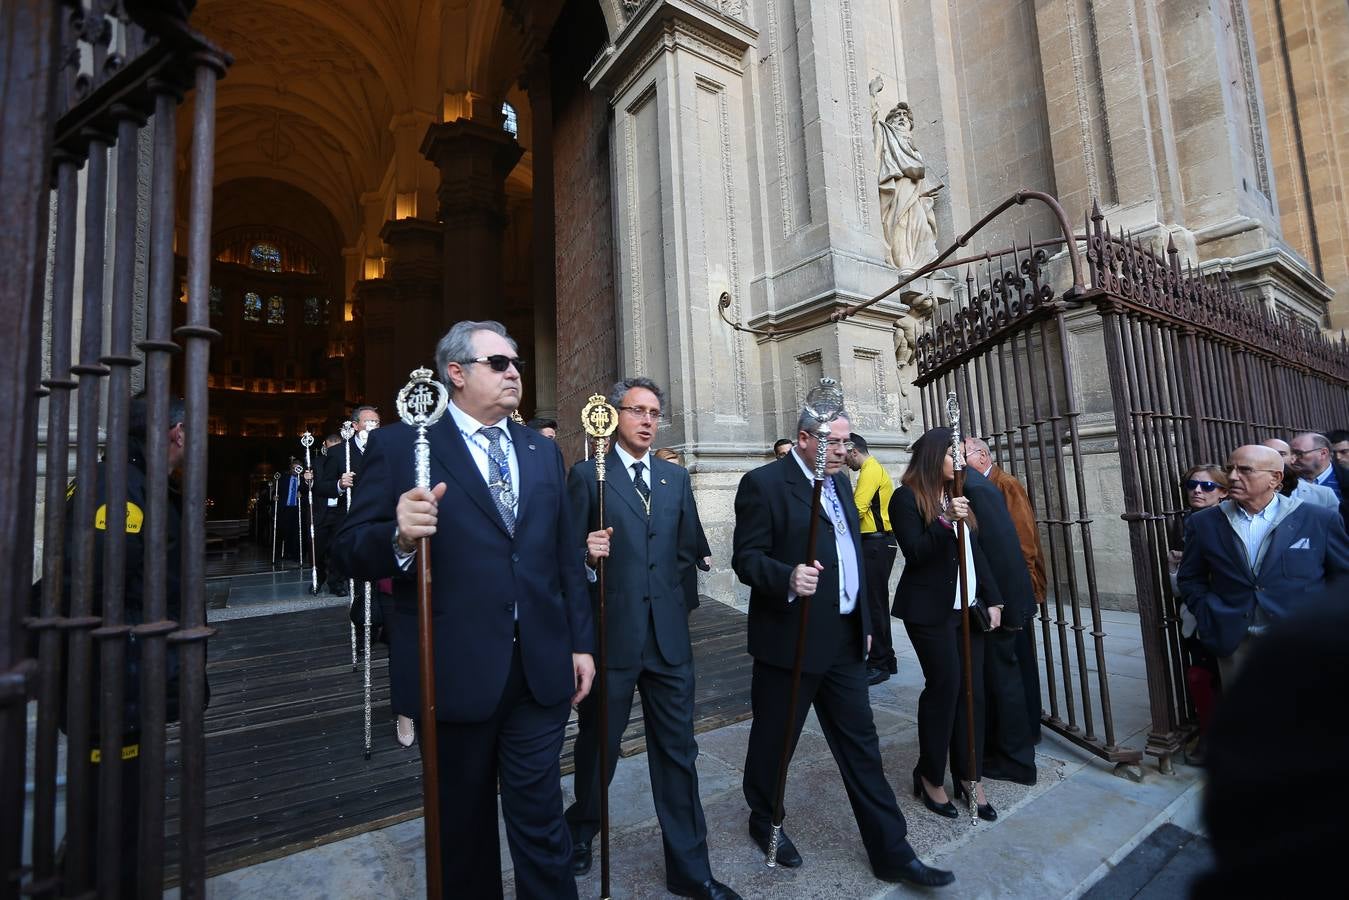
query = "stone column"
xmin=525 ymin=54 xmax=559 ymax=421
xmin=420 ymin=119 xmax=523 ymax=325
xmin=359 ymin=217 xmax=444 ymax=409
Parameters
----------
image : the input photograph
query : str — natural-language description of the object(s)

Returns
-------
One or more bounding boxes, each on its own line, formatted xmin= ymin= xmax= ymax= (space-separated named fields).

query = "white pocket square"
xmin=1289 ymin=537 xmax=1311 ymax=550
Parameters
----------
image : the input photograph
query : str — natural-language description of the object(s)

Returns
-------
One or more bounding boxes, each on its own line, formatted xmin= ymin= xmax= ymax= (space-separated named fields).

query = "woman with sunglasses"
xmin=1168 ymin=463 xmax=1228 ymax=762
xmin=889 ymin=427 xmax=1003 ymax=821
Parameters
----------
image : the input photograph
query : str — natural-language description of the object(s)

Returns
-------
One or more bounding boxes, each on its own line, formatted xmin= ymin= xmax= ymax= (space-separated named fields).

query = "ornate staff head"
xmin=339 ymin=420 xmax=355 ymax=442
xmin=300 ymin=430 xmax=314 ymax=465
xmin=581 ymin=393 xmax=619 ymax=482
xmin=397 ymin=366 xmax=450 ymax=490
xmin=944 ymin=391 xmax=964 ymax=472
xmin=802 ymin=377 xmax=846 ymax=481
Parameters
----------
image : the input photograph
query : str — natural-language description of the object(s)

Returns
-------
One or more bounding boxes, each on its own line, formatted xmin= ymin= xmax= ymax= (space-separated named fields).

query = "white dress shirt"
xmin=790 ymin=450 xmax=859 ymax=614
xmin=613 ymin=442 xmax=652 ymax=499
xmin=448 ymin=400 xmax=520 ymax=516
xmin=1232 ymin=492 xmax=1283 ymax=569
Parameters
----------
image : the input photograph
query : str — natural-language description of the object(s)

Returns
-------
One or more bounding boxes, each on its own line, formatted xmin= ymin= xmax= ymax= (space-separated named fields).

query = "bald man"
xmin=1261 ymin=438 xmax=1339 ymax=511
xmin=1177 ymin=444 xmax=1349 ymax=683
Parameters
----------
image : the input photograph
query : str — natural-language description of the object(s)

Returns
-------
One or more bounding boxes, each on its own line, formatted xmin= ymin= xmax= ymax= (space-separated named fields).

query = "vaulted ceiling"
xmin=179 ymin=0 xmax=547 ymax=243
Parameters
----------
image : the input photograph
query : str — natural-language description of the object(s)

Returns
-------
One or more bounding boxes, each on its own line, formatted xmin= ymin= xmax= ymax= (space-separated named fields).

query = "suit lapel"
xmin=510 ymin=420 xmax=541 ymax=525
xmin=605 ymin=448 xmax=646 ymax=520
xmin=1256 ymin=508 xmax=1297 ymax=577
xmin=784 ymin=453 xmax=830 ymax=524
xmin=427 ymin=416 xmax=510 ymax=537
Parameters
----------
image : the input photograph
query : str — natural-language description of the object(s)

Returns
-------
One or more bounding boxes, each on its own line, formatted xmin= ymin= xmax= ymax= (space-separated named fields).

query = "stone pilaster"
xmin=359 ymin=217 xmax=443 ymax=410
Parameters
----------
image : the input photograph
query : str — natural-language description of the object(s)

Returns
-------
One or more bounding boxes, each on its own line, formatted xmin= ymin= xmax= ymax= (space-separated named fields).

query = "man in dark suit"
xmin=1290 ymin=431 xmax=1349 ymax=526
xmin=960 ymin=438 xmax=1037 ymax=785
xmin=565 ymin=377 xmax=738 ymax=900
xmin=731 ymin=403 xmax=953 ymax=888
xmin=331 ymin=320 xmax=595 ymax=899
xmin=309 ymin=434 xmax=343 ymax=594
xmin=1178 ymin=443 xmax=1349 ymax=685
xmin=315 ymin=406 xmax=380 ymax=593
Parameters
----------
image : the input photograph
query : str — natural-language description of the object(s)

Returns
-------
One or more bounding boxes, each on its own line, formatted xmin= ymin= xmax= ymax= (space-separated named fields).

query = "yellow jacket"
xmin=854 ymin=455 xmax=894 ymax=533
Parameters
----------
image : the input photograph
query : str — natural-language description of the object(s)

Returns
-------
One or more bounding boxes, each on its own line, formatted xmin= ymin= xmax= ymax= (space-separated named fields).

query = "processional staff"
xmin=766 ymin=377 xmax=846 ymax=867
xmin=396 ymin=366 xmax=449 ymax=900
xmin=341 ymin=421 xmax=359 ymax=672
xmin=300 ymin=432 xmax=319 ymax=592
xmin=581 ymin=393 xmax=619 ymax=900
xmin=270 ymin=471 xmax=281 ymax=568
xmin=945 ymin=391 xmax=979 ymax=827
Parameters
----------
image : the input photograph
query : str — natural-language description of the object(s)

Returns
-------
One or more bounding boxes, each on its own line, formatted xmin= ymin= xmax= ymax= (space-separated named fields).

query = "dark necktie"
xmin=631 ymin=461 xmax=651 ymax=511
xmin=479 ymin=426 xmax=516 ymax=535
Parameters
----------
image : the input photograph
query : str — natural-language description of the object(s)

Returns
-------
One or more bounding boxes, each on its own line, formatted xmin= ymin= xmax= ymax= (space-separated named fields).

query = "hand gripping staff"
xmin=945 ymin=392 xmax=979 ymax=827
xmin=341 ymin=420 xmax=359 ymax=671
xmin=767 ymin=377 xmax=846 ymax=867
xmin=581 ymin=393 xmax=620 ymax=900
xmin=301 ymin=431 xmax=318 ymax=593
xmin=397 ymin=367 xmax=450 ymax=900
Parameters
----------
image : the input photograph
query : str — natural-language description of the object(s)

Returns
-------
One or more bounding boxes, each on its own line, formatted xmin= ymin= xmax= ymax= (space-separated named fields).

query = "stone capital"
xmin=586 ymin=0 xmax=756 ymax=96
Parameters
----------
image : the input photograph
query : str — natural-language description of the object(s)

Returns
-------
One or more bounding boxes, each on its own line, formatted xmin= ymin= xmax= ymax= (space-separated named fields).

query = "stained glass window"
xmin=501 ymin=102 xmax=518 ymax=137
xmin=243 ymin=292 xmax=262 ymax=322
xmin=267 ymin=295 xmax=286 ymax=325
xmin=250 ymin=242 xmax=282 ymax=272
xmin=209 ymin=285 xmax=223 ymax=318
xmin=304 ymin=296 xmax=321 ymax=325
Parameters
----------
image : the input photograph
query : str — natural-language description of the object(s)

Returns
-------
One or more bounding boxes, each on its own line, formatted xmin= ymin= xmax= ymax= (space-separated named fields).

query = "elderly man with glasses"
xmin=1177 ymin=444 xmax=1349 ymax=685
xmin=1289 ymin=432 xmax=1349 ymax=528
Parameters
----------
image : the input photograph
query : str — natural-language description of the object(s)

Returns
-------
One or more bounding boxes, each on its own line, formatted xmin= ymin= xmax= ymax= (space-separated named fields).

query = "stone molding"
xmin=587 ymin=0 xmax=757 ymax=97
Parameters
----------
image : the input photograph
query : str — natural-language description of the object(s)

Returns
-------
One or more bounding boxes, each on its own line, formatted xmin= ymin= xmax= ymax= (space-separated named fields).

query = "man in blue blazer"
xmin=564 ymin=377 xmax=738 ymax=899
xmin=331 ymin=320 xmax=595 ymax=899
xmin=1178 ymin=443 xmax=1349 ymax=685
xmin=731 ymin=404 xmax=953 ymax=888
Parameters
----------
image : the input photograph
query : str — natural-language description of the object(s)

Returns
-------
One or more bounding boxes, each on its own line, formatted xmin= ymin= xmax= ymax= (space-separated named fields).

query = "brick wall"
xmin=551 ymin=9 xmax=616 ymax=463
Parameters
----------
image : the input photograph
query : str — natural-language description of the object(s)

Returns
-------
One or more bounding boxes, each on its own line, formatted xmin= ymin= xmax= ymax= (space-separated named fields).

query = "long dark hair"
xmin=901 ymin=426 xmax=978 ymax=531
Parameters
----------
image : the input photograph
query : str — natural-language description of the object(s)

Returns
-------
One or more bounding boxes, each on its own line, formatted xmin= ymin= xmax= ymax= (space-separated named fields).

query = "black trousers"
xmin=433 ymin=642 xmax=575 ymax=900
xmin=982 ymin=627 xmax=1037 ymax=782
xmin=1015 ymin=623 xmax=1043 ymax=742
xmin=905 ymin=612 xmax=987 ymax=786
xmin=862 ymin=536 xmax=898 ymax=671
xmin=566 ymin=621 xmax=711 ymax=887
xmin=743 ymin=614 xmax=916 ymax=871
xmin=313 ymin=508 xmax=337 ymax=588
xmin=73 ymin=736 xmax=141 ymax=897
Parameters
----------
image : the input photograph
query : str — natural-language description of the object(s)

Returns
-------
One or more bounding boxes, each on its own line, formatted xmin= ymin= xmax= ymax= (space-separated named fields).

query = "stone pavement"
xmin=190 ymin=602 xmax=1206 ymax=899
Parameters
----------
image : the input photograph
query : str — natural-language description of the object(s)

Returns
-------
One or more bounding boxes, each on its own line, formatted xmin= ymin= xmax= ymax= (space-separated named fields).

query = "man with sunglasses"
xmin=333 ymin=320 xmax=595 ymax=899
xmin=1178 ymin=444 xmax=1349 ymax=685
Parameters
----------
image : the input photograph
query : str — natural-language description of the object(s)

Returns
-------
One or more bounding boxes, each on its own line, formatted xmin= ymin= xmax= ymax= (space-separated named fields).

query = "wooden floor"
xmin=164 ymin=597 xmax=753 ymax=879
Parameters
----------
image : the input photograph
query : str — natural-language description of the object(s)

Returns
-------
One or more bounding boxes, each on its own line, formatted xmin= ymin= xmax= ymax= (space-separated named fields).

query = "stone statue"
xmin=870 ymin=78 xmax=943 ymax=274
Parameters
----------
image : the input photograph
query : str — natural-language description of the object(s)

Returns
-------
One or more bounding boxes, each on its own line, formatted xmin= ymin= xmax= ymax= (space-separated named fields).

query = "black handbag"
xmin=969 ymin=602 xmax=993 ymax=633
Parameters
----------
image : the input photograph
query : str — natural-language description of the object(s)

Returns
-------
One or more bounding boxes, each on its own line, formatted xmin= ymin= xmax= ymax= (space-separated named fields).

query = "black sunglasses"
xmin=1184 ymin=479 xmax=1220 ymax=493
xmin=465 ymin=355 xmax=526 ymax=373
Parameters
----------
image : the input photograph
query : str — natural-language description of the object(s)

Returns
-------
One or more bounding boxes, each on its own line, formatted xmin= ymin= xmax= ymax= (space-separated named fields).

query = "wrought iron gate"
xmin=1 ymin=2 xmax=228 ymax=897
xmin=914 ymin=194 xmax=1349 ymax=770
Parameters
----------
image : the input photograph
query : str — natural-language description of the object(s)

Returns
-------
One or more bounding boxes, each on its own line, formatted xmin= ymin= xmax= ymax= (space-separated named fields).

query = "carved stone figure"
xmin=870 ymin=78 xmax=943 ymax=274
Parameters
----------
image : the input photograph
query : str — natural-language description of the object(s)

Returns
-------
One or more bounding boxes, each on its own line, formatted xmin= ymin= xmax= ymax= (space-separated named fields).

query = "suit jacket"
xmin=314 ymin=437 xmax=367 ymax=503
xmin=331 ymin=415 xmax=593 ymax=722
xmin=963 ymin=469 xmax=1037 ymax=626
xmin=1177 ymin=496 xmax=1349 ymax=657
xmin=986 ymin=465 xmax=1047 ymax=603
xmin=889 ymin=483 xmax=1004 ymax=626
xmin=731 ymin=453 xmax=872 ymax=674
xmin=567 ymin=450 xmax=700 ymax=668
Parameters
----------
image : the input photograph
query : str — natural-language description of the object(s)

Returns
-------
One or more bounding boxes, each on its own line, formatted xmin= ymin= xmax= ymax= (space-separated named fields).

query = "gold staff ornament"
xmin=580 ymin=391 xmax=619 ymax=900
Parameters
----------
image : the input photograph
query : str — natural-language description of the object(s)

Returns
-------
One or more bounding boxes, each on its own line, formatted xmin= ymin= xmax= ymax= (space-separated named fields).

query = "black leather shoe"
xmin=748 ymin=821 xmax=803 ymax=868
xmin=569 ymin=837 xmax=592 ymax=876
xmin=953 ymin=781 xmax=998 ymax=822
xmin=867 ymin=667 xmax=890 ymax=685
xmin=912 ymin=771 xmax=958 ymax=819
xmin=666 ymin=877 xmax=742 ymax=900
xmin=875 ymin=857 xmax=955 ymax=887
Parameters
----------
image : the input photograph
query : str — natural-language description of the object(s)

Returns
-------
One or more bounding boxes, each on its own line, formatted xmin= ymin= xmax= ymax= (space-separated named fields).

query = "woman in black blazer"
xmin=890 ymin=427 xmax=1004 ymax=821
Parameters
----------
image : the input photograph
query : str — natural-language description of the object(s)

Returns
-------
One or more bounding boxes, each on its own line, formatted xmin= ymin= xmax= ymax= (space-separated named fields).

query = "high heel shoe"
xmin=395 ymin=715 xmax=415 ymax=749
xmin=952 ymin=780 xmax=998 ymax=821
xmin=911 ymin=770 xmax=958 ymax=819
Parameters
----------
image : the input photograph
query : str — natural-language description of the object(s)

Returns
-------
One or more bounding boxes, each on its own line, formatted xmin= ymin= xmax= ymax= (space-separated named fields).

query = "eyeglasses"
xmin=464 ymin=355 xmax=526 ymax=373
xmin=1184 ymin=479 xmax=1220 ymax=493
xmin=618 ymin=406 xmax=661 ymax=422
xmin=1289 ymin=448 xmax=1323 ymax=458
